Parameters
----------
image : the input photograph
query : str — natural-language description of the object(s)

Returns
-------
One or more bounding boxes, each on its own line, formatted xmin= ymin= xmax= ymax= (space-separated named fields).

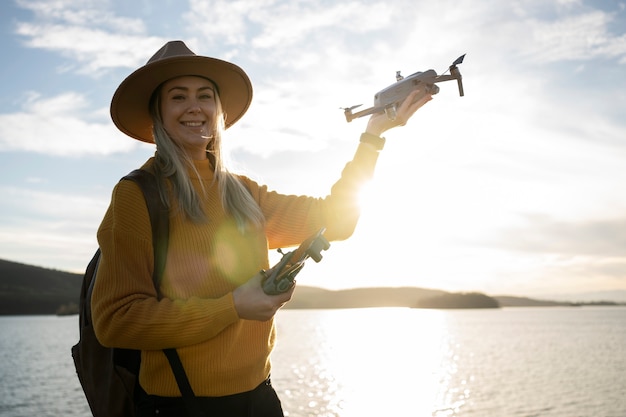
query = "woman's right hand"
xmin=365 ymin=86 xmax=433 ymax=137
xmin=232 ymin=270 xmax=295 ymax=321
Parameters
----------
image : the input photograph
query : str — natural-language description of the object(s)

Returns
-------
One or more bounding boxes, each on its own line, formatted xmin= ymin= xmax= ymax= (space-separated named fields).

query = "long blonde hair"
xmin=149 ymin=80 xmax=265 ymax=231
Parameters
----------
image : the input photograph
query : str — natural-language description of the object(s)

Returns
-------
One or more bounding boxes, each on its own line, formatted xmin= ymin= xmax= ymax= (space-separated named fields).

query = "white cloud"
xmin=248 ymin=2 xmax=393 ymax=49
xmin=16 ymin=0 xmax=143 ymax=31
xmin=7 ymin=0 xmax=626 ymax=163
xmin=14 ymin=0 xmax=167 ymax=73
xmin=493 ymin=214 xmax=626 ymax=256
xmin=0 ymin=184 xmax=108 ymax=270
xmin=522 ymin=11 xmax=626 ymax=63
xmin=0 ymin=184 xmax=107 ymax=224
xmin=4 ymin=0 xmax=626 ymax=294
xmin=0 ymin=92 xmax=136 ymax=156
xmin=15 ymin=22 xmax=166 ymax=73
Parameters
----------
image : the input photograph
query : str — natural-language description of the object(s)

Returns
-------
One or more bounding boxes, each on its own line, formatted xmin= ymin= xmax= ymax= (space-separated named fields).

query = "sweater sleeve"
xmin=248 ymin=143 xmax=380 ymax=249
xmin=91 ymin=180 xmax=239 ymax=350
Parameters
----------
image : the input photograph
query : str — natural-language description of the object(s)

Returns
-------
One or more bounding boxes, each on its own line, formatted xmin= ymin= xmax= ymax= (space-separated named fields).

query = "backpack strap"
xmin=123 ymin=169 xmax=202 ymax=417
xmin=163 ymin=348 xmax=205 ymax=416
xmin=122 ymin=169 xmax=169 ymax=289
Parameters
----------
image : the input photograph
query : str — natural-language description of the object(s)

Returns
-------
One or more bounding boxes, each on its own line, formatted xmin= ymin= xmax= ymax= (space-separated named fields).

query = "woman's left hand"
xmin=232 ymin=270 xmax=295 ymax=322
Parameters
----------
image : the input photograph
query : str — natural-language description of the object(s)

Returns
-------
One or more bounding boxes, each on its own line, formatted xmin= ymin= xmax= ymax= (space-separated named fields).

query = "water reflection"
xmin=274 ymin=308 xmax=464 ymax=417
xmin=1 ymin=307 xmax=623 ymax=416
xmin=0 ymin=316 xmax=91 ymax=416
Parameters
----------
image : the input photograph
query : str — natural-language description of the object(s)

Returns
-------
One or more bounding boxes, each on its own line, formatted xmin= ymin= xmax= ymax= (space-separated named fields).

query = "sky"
xmin=1 ymin=0 xmax=626 ymax=301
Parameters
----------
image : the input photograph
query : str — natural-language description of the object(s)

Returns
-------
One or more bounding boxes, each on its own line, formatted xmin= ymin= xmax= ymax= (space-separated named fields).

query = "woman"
xmin=91 ymin=40 xmax=432 ymax=416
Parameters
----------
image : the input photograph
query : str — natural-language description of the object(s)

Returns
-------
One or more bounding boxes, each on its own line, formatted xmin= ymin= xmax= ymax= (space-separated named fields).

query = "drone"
xmin=342 ymin=54 xmax=466 ymax=122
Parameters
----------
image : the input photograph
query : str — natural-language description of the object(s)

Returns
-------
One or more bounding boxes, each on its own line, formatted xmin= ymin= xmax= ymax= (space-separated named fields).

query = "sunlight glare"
xmin=313 ymin=308 xmax=453 ymax=416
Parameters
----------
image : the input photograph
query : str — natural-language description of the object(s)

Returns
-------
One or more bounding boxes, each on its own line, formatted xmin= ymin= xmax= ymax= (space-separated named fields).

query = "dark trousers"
xmin=136 ymin=378 xmax=284 ymax=417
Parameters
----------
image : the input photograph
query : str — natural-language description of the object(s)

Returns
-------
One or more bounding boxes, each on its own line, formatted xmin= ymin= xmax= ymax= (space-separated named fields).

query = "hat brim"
xmin=111 ymin=55 xmax=252 ymax=143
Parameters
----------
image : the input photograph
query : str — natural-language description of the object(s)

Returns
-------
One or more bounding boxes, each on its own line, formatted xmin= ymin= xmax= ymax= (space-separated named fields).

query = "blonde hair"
xmin=149 ymin=80 xmax=264 ymax=231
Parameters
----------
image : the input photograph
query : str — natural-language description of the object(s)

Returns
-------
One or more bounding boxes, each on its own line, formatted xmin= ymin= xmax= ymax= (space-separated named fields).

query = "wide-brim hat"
xmin=111 ymin=40 xmax=253 ymax=143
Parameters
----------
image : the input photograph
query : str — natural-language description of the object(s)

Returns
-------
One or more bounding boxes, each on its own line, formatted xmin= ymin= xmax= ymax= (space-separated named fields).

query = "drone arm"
xmin=432 ymin=69 xmax=464 ymax=97
xmin=451 ymin=66 xmax=464 ymax=97
xmin=345 ymin=105 xmax=381 ymax=122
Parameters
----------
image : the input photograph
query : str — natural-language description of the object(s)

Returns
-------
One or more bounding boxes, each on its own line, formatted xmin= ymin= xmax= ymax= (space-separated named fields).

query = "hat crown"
xmin=147 ymin=41 xmax=196 ymax=64
xmin=111 ymin=40 xmax=253 ymax=142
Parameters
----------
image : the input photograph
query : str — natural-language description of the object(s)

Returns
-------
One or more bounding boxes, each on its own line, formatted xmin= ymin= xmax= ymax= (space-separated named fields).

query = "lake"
xmin=0 ymin=307 xmax=624 ymax=417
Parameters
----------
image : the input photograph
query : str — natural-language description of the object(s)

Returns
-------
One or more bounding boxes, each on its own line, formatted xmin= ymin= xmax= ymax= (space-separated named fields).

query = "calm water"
xmin=0 ymin=307 xmax=624 ymax=417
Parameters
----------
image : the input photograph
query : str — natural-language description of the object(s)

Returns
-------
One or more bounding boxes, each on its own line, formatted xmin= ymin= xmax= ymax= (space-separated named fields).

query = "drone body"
xmin=344 ymin=54 xmax=466 ymax=122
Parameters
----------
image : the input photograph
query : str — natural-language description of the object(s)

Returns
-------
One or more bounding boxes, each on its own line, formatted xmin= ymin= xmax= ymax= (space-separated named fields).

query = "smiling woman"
xmin=82 ymin=39 xmax=434 ymax=417
xmin=157 ymin=76 xmax=218 ymax=160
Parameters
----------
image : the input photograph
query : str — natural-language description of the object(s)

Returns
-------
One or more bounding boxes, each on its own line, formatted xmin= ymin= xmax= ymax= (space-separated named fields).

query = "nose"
xmin=186 ymin=97 xmax=202 ymax=114
xmin=187 ymin=104 xmax=201 ymax=114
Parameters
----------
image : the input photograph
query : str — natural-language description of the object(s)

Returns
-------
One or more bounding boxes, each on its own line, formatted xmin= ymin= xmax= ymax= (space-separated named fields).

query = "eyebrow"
xmin=167 ymin=86 xmax=215 ymax=94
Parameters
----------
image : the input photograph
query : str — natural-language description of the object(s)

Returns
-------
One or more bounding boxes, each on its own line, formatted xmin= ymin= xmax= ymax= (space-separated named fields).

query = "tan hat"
xmin=110 ymin=40 xmax=253 ymax=143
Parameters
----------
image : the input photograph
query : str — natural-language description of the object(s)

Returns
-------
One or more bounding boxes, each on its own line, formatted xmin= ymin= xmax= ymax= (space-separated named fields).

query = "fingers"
xmin=397 ymin=88 xmax=432 ymax=123
xmin=366 ymin=86 xmax=433 ymax=135
xmin=254 ymin=285 xmax=295 ymax=321
xmin=233 ymin=273 xmax=295 ymax=321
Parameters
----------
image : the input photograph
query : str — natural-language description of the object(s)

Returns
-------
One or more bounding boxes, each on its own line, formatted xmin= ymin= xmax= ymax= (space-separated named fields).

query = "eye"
xmin=171 ymin=94 xmax=186 ymax=101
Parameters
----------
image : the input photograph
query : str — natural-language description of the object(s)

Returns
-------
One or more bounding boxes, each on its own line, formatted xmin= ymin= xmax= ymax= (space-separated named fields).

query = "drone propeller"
xmin=441 ymin=54 xmax=466 ymax=77
xmin=341 ymin=104 xmax=362 ymax=112
xmin=452 ymin=54 xmax=466 ymax=67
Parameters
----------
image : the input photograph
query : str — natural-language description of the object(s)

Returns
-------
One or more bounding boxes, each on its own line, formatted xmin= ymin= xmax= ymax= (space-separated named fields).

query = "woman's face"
xmin=159 ymin=75 xmax=217 ymax=160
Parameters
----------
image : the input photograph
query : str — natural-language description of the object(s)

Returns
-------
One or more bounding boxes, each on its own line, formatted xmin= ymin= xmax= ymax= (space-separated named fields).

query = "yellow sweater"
xmin=92 ymin=143 xmax=379 ymax=397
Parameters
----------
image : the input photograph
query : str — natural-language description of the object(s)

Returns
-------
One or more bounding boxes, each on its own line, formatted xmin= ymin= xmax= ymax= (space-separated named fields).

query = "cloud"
xmin=492 ymin=214 xmax=626 ymax=257
xmin=396 ymin=0 xmax=626 ymax=67
xmin=248 ymin=2 xmax=393 ymax=49
xmin=6 ymin=0 xmax=626 ymax=167
xmin=3 ymin=0 xmax=626 ymax=295
xmin=14 ymin=0 xmax=167 ymax=73
xmin=182 ymin=0 xmax=263 ymax=47
xmin=522 ymin=10 xmax=626 ymax=63
xmin=0 ymin=91 xmax=137 ymax=156
xmin=0 ymin=184 xmax=108 ymax=270
xmin=14 ymin=0 xmax=626 ymax=79
xmin=16 ymin=0 xmax=144 ymax=31
xmin=15 ymin=23 xmax=166 ymax=73
xmin=0 ymin=184 xmax=107 ymax=225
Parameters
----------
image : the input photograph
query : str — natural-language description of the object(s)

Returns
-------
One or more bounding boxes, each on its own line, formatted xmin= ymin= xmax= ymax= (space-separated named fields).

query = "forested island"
xmin=1 ymin=258 xmax=621 ymax=316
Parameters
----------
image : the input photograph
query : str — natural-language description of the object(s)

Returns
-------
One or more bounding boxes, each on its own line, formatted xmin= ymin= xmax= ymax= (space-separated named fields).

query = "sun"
xmin=313 ymin=136 xmax=479 ymax=291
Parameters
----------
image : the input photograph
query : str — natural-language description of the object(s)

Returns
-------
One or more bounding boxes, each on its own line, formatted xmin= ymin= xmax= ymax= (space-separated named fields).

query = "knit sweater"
xmin=91 ymin=143 xmax=380 ymax=397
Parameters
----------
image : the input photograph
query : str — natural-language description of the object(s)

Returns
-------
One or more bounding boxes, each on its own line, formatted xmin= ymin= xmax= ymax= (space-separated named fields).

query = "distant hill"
xmin=419 ymin=292 xmax=500 ymax=309
xmin=541 ymin=290 xmax=626 ymax=303
xmin=493 ymin=295 xmax=575 ymax=307
xmin=290 ymin=287 xmax=509 ymax=309
xmin=0 ymin=258 xmax=620 ymax=315
xmin=0 ymin=259 xmax=82 ymax=315
xmin=288 ymin=286 xmax=448 ymax=309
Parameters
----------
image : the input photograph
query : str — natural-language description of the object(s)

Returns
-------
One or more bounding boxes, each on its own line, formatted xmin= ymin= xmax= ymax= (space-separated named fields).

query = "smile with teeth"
xmin=182 ymin=121 xmax=204 ymax=127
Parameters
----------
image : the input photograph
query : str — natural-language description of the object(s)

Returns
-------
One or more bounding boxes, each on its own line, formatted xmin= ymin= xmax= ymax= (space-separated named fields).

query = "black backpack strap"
xmin=123 ymin=169 xmax=202 ymax=417
xmin=122 ymin=169 xmax=169 ymax=288
xmin=163 ymin=348 xmax=205 ymax=417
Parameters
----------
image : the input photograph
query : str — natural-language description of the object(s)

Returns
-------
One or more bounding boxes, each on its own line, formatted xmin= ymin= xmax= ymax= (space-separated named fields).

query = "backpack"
xmin=71 ymin=169 xmax=170 ymax=417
